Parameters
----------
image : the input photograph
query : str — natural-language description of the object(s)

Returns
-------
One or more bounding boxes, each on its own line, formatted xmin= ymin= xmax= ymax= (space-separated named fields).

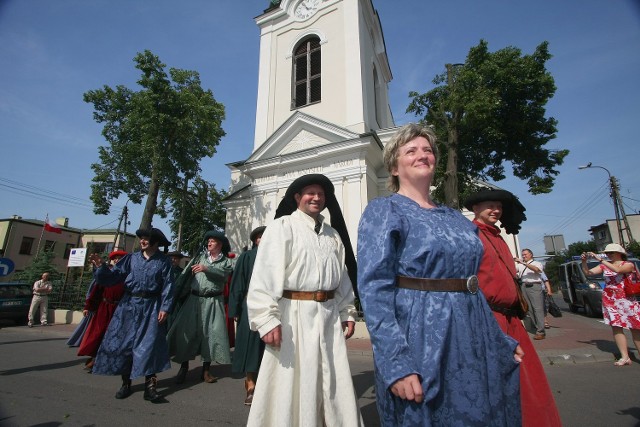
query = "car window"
xmin=0 ymin=285 xmax=32 ymax=298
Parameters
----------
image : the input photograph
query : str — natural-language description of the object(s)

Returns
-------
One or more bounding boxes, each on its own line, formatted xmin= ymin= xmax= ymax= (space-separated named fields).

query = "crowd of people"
xmin=48 ymin=122 xmax=640 ymax=425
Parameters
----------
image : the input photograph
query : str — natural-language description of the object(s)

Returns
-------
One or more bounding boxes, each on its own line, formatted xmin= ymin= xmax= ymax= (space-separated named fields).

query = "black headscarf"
xmin=274 ymin=174 xmax=358 ymax=296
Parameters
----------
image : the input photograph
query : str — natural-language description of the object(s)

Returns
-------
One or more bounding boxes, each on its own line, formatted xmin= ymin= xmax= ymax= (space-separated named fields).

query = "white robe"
xmin=247 ymin=209 xmax=363 ymax=427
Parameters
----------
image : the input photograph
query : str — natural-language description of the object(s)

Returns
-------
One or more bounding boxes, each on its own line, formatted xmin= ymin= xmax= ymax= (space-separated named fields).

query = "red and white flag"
xmin=44 ymin=216 xmax=62 ymax=234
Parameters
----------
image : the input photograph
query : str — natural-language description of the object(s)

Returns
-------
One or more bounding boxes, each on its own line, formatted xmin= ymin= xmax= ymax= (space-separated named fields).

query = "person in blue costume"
xmin=357 ymin=123 xmax=523 ymax=426
xmin=88 ymin=228 xmax=174 ymax=402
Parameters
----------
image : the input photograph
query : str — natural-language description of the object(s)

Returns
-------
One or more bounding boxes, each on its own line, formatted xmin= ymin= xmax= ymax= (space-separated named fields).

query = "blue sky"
xmin=1 ymin=0 xmax=639 ymax=257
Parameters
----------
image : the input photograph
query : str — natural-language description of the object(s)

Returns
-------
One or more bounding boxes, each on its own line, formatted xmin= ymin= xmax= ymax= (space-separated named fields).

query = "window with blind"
xmin=292 ymin=36 xmax=321 ymax=108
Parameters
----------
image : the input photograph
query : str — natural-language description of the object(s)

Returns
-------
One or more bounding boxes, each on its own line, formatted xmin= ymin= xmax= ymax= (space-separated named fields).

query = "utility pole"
xmin=579 ymin=163 xmax=633 ymax=246
xmin=113 ymin=203 xmax=129 ymax=251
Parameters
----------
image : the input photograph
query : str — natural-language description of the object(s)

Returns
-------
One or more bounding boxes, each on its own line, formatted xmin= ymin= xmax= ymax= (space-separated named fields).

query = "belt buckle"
xmin=466 ymin=275 xmax=479 ymax=294
xmin=314 ymin=291 xmax=328 ymax=302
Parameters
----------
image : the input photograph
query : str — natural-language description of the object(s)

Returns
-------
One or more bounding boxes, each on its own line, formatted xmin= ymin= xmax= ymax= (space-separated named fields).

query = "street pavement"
xmin=1 ymin=294 xmax=639 ymax=426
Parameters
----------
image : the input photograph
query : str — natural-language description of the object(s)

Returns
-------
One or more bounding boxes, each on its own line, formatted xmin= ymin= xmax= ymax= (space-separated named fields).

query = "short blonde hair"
xmin=383 ymin=123 xmax=438 ymax=192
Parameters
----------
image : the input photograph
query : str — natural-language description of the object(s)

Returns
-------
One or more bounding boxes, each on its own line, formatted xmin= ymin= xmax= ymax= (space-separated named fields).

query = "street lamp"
xmin=578 ymin=162 xmax=631 ymax=246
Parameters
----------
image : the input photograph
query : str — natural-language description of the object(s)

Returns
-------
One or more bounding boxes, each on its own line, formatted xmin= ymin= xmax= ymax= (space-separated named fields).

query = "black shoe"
xmin=175 ymin=364 xmax=188 ymax=384
xmin=115 ymin=383 xmax=132 ymax=399
xmin=144 ymin=377 xmax=160 ymax=401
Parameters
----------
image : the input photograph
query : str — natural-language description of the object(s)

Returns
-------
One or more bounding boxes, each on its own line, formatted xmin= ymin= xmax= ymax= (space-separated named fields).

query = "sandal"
xmin=614 ymin=357 xmax=632 ymax=366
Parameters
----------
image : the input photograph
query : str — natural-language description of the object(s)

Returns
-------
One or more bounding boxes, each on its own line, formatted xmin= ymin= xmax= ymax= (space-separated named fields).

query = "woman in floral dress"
xmin=582 ymin=243 xmax=640 ymax=366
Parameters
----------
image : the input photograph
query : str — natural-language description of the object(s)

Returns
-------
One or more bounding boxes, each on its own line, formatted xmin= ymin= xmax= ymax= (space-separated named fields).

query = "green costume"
xmin=229 ymin=247 xmax=265 ymax=374
xmin=167 ymin=252 xmax=233 ymax=364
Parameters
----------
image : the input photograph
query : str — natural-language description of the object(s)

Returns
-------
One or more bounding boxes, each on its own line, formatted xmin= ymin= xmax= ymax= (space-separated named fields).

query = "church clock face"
xmin=294 ymin=0 xmax=321 ymax=20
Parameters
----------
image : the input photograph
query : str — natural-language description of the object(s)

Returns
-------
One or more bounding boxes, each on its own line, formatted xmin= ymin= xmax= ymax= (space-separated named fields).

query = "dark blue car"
xmin=0 ymin=282 xmax=32 ymax=325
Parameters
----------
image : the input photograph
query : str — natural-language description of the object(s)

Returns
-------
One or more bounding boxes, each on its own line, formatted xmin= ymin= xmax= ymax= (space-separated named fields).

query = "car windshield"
xmin=585 ymin=261 xmax=604 ymax=279
xmin=0 ymin=285 xmax=32 ymax=298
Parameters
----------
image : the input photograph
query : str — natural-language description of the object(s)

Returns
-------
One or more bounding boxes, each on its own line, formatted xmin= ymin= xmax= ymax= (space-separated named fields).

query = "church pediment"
xmin=246 ymin=111 xmax=359 ymax=162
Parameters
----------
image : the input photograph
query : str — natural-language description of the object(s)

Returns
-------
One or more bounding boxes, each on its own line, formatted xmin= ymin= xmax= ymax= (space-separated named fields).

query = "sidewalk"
xmin=346 ymin=296 xmax=631 ymax=365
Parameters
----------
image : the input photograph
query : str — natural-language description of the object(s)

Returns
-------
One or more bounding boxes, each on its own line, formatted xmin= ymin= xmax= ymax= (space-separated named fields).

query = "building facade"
xmin=223 ymin=0 xmax=398 ymax=252
xmin=0 ymin=216 xmax=136 ymax=282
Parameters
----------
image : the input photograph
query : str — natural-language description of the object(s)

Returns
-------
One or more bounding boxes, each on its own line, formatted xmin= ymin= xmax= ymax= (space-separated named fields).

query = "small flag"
xmin=44 ymin=216 xmax=62 ymax=234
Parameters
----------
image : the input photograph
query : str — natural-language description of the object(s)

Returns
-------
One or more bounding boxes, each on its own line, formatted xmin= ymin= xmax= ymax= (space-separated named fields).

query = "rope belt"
xmin=396 ymin=275 xmax=479 ymax=294
xmin=33 ymin=293 xmax=48 ymax=296
xmin=281 ymin=290 xmax=335 ymax=302
xmin=126 ymin=290 xmax=161 ymax=298
xmin=191 ymin=289 xmax=223 ymax=298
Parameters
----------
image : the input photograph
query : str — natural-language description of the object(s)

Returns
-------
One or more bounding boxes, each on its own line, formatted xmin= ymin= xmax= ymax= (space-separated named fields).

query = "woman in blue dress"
xmin=357 ymin=123 xmax=523 ymax=426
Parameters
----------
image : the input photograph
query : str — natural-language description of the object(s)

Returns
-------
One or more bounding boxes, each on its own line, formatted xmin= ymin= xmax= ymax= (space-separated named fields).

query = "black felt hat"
xmin=136 ymin=228 xmax=171 ymax=248
xmin=249 ymin=226 xmax=266 ymax=244
xmin=166 ymin=251 xmax=186 ymax=258
xmin=274 ymin=174 xmax=358 ymax=296
xmin=463 ymin=188 xmax=527 ymax=235
xmin=203 ymin=229 xmax=231 ymax=255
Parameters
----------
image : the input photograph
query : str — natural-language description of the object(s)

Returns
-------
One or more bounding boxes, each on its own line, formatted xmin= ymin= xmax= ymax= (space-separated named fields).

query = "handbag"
xmin=546 ymin=294 xmax=562 ymax=318
xmin=623 ymin=263 xmax=640 ymax=297
xmin=479 ymin=229 xmax=529 ymax=319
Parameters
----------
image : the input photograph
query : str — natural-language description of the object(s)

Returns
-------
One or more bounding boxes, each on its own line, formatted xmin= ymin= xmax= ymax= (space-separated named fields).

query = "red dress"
xmin=601 ymin=262 xmax=640 ymax=330
xmin=475 ymin=220 xmax=562 ymax=427
xmin=77 ymin=282 xmax=125 ymax=357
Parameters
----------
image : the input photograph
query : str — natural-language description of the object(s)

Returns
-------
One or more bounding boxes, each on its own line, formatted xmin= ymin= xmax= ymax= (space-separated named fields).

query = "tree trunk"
xmin=140 ymin=169 xmax=161 ymax=230
xmin=444 ymin=128 xmax=459 ymax=209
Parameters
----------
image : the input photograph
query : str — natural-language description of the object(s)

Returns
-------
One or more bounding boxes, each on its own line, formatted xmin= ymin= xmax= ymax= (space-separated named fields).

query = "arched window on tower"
xmin=292 ymin=36 xmax=321 ymax=109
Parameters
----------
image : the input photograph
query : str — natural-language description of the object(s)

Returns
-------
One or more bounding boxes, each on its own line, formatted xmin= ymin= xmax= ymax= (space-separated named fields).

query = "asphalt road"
xmin=1 ymin=300 xmax=639 ymax=426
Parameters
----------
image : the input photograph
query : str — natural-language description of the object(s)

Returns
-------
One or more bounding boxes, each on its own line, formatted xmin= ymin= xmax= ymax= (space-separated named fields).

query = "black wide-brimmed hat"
xmin=136 ymin=228 xmax=171 ymax=248
xmin=274 ymin=174 xmax=358 ymax=296
xmin=204 ymin=229 xmax=231 ymax=255
xmin=249 ymin=226 xmax=266 ymax=244
xmin=166 ymin=251 xmax=186 ymax=258
xmin=463 ymin=188 xmax=527 ymax=235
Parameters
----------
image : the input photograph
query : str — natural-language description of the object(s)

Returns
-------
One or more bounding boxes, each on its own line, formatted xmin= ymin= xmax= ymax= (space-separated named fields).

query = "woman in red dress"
xmin=78 ymin=250 xmax=127 ymax=371
xmin=465 ymin=188 xmax=561 ymax=427
xmin=582 ymin=244 xmax=640 ymax=366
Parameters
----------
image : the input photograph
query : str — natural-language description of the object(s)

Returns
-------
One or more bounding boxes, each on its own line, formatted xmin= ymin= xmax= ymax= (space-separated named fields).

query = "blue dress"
xmin=357 ymin=194 xmax=521 ymax=426
xmin=66 ymin=279 xmax=97 ymax=347
xmin=91 ymin=251 xmax=175 ymax=379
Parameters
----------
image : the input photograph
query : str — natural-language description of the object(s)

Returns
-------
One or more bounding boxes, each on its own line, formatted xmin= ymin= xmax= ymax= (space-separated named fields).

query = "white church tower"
xmin=223 ymin=0 xmax=398 ymax=252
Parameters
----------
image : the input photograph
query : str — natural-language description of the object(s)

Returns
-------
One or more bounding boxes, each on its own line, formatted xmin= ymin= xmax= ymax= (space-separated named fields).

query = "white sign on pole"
xmin=67 ymin=248 xmax=88 ymax=267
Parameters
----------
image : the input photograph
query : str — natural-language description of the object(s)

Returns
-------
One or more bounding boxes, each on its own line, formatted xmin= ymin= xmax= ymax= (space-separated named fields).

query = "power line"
xmin=543 ymin=182 xmax=609 ymax=237
xmin=0 ymin=176 xmax=125 ymax=211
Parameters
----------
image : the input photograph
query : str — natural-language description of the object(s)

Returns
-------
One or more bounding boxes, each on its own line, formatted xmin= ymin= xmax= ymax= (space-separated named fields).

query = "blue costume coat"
xmin=357 ymin=194 xmax=521 ymax=426
xmin=91 ymin=251 xmax=174 ymax=379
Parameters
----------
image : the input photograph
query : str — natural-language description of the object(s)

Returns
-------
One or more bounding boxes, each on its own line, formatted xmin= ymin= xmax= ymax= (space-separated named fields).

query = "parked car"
xmin=0 ymin=282 xmax=32 ymax=325
xmin=558 ymin=257 xmax=640 ymax=317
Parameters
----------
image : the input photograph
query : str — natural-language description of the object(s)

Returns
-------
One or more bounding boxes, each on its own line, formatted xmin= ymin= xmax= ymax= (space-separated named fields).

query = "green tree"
xmin=407 ymin=40 xmax=569 ymax=208
xmin=161 ymin=176 xmax=228 ymax=256
xmin=16 ymin=250 xmax=61 ymax=284
xmin=566 ymin=240 xmax=598 ymax=257
xmin=84 ymin=50 xmax=226 ymax=230
xmin=626 ymin=240 xmax=640 ymax=257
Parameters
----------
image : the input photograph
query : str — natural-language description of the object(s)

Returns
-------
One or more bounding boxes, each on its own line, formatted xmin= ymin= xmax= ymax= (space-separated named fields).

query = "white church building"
xmin=222 ymin=0 xmax=521 ymax=257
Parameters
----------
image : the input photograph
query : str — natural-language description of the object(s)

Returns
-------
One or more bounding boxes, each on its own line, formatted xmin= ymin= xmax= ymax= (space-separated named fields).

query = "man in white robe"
xmin=247 ymin=174 xmax=363 ymax=427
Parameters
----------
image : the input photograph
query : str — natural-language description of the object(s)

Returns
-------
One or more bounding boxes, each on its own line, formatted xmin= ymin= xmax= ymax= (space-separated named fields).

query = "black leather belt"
xmin=191 ymin=289 xmax=223 ymax=298
xmin=396 ymin=275 xmax=479 ymax=294
xmin=102 ymin=298 xmax=120 ymax=304
xmin=489 ymin=303 xmax=520 ymax=317
xmin=126 ymin=290 xmax=161 ymax=298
